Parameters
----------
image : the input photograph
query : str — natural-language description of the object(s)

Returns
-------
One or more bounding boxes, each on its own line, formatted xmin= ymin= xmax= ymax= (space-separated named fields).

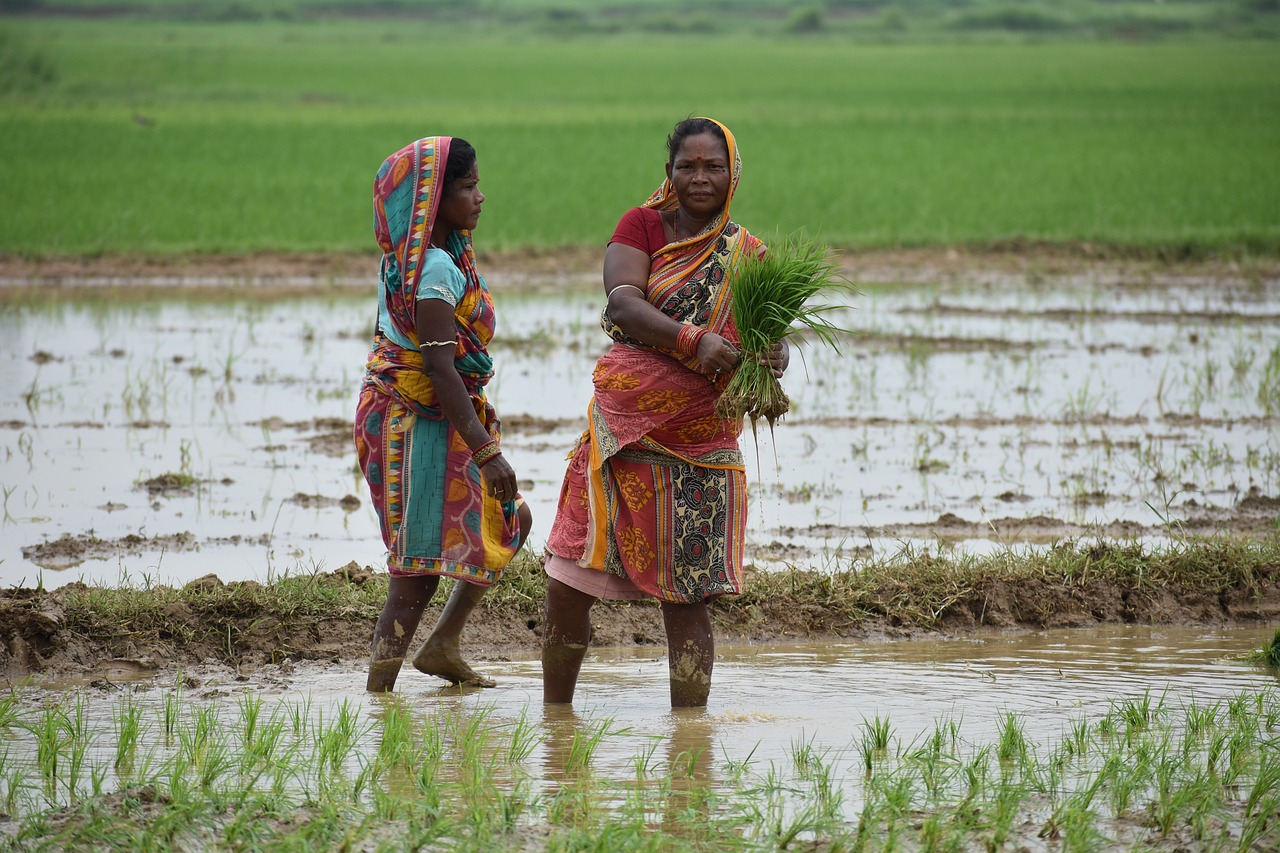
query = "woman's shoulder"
xmin=611 ymin=207 xmax=665 ymax=254
xmin=622 ymin=206 xmax=661 ymax=221
xmin=417 ymin=246 xmax=467 ymax=302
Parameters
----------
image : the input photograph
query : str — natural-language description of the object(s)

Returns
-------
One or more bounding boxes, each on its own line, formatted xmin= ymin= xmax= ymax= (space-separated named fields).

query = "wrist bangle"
xmin=471 ymin=440 xmax=501 ymax=467
xmin=676 ymin=323 xmax=708 ymax=359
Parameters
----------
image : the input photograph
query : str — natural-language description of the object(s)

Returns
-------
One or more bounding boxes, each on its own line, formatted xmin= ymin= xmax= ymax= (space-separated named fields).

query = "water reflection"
xmin=1 ymin=269 xmax=1277 ymax=588
xmin=8 ymin=625 xmax=1277 ymax=815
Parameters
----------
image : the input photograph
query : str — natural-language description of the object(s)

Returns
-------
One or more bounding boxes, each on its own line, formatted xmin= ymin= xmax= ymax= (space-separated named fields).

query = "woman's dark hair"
xmin=666 ymin=118 xmax=727 ymax=165
xmin=443 ymin=138 xmax=477 ymax=191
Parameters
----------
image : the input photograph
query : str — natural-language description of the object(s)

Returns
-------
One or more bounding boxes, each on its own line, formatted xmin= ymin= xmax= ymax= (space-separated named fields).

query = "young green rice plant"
xmin=373 ymin=703 xmax=411 ymax=776
xmin=1183 ymin=700 xmax=1220 ymax=742
xmin=314 ymin=699 xmax=365 ymax=776
xmin=1242 ymin=626 xmax=1280 ymax=670
xmin=62 ymin=694 xmax=94 ymax=803
xmin=113 ymin=694 xmax=144 ymax=778
xmin=30 ymin=701 xmax=70 ymax=804
xmin=563 ymin=717 xmax=613 ymax=776
xmin=505 ymin=708 xmax=542 ymax=766
xmin=1257 ymin=340 xmax=1280 ymax=415
xmin=716 ymin=234 xmax=850 ymax=430
xmin=995 ymin=711 xmax=1030 ymax=767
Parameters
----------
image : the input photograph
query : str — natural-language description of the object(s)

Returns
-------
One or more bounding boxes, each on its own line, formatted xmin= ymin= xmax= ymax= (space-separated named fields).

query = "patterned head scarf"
xmin=641 ymin=117 xmax=742 ymax=250
xmin=373 ymin=137 xmax=482 ymax=339
xmin=366 ymin=136 xmax=494 ymax=413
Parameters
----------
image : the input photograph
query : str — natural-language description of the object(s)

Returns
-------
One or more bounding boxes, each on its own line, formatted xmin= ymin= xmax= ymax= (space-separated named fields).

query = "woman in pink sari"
xmin=355 ymin=136 xmax=532 ymax=692
xmin=542 ymin=118 xmax=787 ymax=707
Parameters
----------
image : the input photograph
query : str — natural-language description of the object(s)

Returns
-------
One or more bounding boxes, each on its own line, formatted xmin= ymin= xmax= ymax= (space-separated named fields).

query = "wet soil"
xmin=2 ymin=552 xmax=1277 ymax=686
xmin=3 ymin=246 xmax=1278 ymax=685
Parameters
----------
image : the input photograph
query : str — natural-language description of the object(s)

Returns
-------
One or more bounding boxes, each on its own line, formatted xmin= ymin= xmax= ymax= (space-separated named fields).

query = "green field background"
xmin=2 ymin=17 xmax=1279 ymax=256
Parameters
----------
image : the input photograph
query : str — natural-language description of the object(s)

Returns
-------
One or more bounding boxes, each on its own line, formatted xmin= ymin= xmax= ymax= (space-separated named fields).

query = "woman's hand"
xmin=479 ymin=453 xmax=519 ymax=503
xmin=696 ymin=332 xmax=741 ymax=378
xmin=759 ymin=340 xmax=790 ymax=378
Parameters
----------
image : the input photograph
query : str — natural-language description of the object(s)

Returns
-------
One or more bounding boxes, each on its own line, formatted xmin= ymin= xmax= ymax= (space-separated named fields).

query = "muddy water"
xmin=1 ymin=269 xmax=1277 ymax=589
xmin=11 ymin=625 xmax=1278 ymax=811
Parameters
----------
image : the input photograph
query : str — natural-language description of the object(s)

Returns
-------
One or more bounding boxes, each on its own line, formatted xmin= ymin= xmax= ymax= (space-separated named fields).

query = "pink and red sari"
xmin=545 ymin=119 xmax=764 ymax=603
xmin=353 ymin=137 xmax=522 ymax=585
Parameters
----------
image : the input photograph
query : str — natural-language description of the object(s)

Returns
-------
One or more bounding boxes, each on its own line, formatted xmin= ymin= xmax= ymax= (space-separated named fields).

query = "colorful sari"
xmin=545 ymin=119 xmax=764 ymax=604
xmin=353 ymin=137 xmax=522 ymax=585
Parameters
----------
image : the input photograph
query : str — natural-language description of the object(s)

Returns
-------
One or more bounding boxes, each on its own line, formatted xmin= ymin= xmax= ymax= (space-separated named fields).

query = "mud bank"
xmin=3 ymin=540 xmax=1278 ymax=685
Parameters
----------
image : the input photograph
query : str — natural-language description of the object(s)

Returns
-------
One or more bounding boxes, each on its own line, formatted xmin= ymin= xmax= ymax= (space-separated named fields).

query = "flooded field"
xmin=3 ymin=624 xmax=1276 ymax=849
xmin=1 ymin=260 xmax=1277 ymax=590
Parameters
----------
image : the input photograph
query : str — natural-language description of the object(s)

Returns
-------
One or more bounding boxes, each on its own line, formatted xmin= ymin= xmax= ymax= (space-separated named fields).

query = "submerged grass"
xmin=0 ymin=681 xmax=1276 ymax=850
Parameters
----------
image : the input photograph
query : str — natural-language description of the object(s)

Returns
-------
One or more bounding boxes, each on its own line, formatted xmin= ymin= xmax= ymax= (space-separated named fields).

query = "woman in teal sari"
xmin=355 ymin=136 xmax=532 ymax=692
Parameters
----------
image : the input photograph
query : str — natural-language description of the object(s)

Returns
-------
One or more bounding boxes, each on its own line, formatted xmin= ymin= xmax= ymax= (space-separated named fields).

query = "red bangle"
xmin=471 ymin=440 xmax=501 ymax=467
xmin=676 ymin=324 xmax=708 ymax=359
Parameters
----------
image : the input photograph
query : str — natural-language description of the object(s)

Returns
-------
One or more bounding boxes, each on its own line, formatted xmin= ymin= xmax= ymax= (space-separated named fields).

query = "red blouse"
xmin=609 ymin=207 xmax=667 ymax=255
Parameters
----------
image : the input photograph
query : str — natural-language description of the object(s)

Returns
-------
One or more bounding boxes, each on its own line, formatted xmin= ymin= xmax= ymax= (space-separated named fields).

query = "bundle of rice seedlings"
xmin=715 ymin=234 xmax=850 ymax=429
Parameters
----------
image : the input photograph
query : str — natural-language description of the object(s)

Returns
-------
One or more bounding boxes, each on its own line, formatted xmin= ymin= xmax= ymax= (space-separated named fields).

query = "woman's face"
xmin=666 ymin=133 xmax=731 ymax=219
xmin=437 ymin=161 xmax=484 ymax=233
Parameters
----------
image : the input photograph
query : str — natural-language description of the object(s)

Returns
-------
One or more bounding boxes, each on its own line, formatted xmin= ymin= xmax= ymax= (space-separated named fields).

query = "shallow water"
xmin=10 ymin=625 xmax=1278 ymax=813
xmin=1 ymin=268 xmax=1277 ymax=589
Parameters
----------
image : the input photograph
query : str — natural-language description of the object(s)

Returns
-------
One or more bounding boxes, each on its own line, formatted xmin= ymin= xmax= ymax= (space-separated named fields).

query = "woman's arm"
xmin=416 ymin=298 xmax=519 ymax=500
xmin=603 ymin=242 xmax=740 ymax=375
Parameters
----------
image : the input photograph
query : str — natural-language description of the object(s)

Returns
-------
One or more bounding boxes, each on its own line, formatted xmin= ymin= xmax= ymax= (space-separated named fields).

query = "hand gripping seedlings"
xmin=715 ymin=234 xmax=852 ymax=430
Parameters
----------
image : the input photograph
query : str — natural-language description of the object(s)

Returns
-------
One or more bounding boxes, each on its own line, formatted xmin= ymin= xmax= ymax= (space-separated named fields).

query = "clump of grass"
xmin=1241 ymin=626 xmax=1280 ymax=669
xmin=716 ymin=234 xmax=851 ymax=429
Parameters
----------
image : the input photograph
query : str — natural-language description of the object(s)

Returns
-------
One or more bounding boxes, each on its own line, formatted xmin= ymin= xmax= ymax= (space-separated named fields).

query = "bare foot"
xmin=411 ymin=636 xmax=496 ymax=687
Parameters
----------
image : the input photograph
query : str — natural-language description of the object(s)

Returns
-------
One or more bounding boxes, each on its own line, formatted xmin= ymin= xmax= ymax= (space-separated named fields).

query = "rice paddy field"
xmin=1 ymin=9 xmax=1279 ymax=255
xmin=2 ymin=3 xmax=1280 ymax=850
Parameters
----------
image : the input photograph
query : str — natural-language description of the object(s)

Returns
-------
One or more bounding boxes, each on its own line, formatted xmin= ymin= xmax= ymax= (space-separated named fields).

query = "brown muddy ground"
xmin=3 ymin=551 xmax=1278 ymax=686
xmin=3 ymin=247 xmax=1278 ymax=685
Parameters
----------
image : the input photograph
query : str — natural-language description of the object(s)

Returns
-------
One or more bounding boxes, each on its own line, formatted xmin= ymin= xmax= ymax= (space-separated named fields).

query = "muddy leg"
xmin=410 ymin=504 xmax=533 ymax=687
xmin=367 ymin=574 xmax=439 ymax=693
xmin=410 ymin=579 xmax=497 ymax=686
xmin=660 ymin=600 xmax=714 ymax=708
xmin=409 ymin=504 xmax=532 ymax=688
xmin=542 ymin=577 xmax=596 ymax=704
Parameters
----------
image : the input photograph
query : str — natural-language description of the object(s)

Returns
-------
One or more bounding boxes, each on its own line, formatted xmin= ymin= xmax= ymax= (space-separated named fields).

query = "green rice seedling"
xmin=632 ymin=737 xmax=662 ymax=781
xmin=1055 ymin=795 xmax=1109 ymax=851
xmin=0 ymin=689 xmax=20 ymax=734
xmin=995 ymin=711 xmax=1030 ymax=766
xmin=563 ymin=717 xmax=613 ymax=776
xmin=159 ymin=686 xmax=181 ymax=747
xmin=1182 ymin=700 xmax=1220 ymax=741
xmin=716 ymin=234 xmax=850 ymax=429
xmin=64 ymin=694 xmax=94 ymax=802
xmin=1115 ymin=689 xmax=1163 ymax=740
xmin=113 ymin=694 xmax=144 ymax=777
xmin=373 ymin=698 xmax=415 ymax=775
xmin=30 ymin=701 xmax=70 ymax=804
xmin=2 ymin=761 xmax=29 ymax=819
xmin=505 ymin=708 xmax=542 ymax=766
xmin=314 ymin=699 xmax=365 ymax=776
xmin=1245 ymin=627 xmax=1280 ymax=670
xmin=861 ymin=714 xmax=893 ymax=756
xmin=987 ymin=778 xmax=1028 ymax=850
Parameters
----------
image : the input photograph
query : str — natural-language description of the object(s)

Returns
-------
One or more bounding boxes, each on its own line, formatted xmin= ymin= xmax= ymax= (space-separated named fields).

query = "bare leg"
xmin=367 ymin=574 xmax=439 ymax=692
xmin=411 ymin=579 xmax=495 ymax=686
xmin=661 ymin=600 xmax=714 ymax=708
xmin=411 ymin=502 xmax=533 ymax=688
xmin=542 ymin=576 xmax=596 ymax=704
